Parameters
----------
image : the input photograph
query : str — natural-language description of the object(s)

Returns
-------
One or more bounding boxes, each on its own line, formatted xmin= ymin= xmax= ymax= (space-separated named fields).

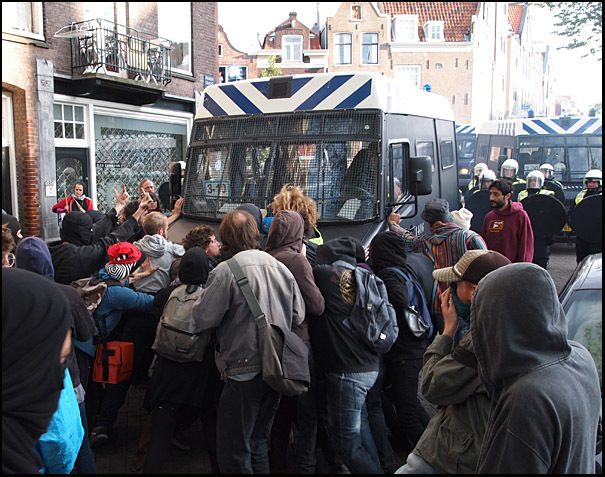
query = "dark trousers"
xmin=216 ymin=374 xmax=281 ymax=474
xmin=385 ymin=358 xmax=428 ymax=449
xmin=75 ymin=399 xmax=97 ymax=473
xmin=269 ymin=341 xmax=318 ymax=474
xmin=366 ymin=359 xmax=397 ymax=473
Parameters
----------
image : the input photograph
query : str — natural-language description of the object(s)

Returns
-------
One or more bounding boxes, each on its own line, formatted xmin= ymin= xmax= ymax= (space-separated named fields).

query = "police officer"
xmin=500 ymin=159 xmax=526 ymax=200
xmin=465 ymin=169 xmax=496 ymax=202
xmin=517 ymin=170 xmax=554 ymax=201
xmin=518 ymin=170 xmax=555 ymax=269
xmin=569 ymin=169 xmax=602 ymax=263
xmin=539 ymin=163 xmax=564 ymax=190
xmin=468 ymin=162 xmax=488 ymax=190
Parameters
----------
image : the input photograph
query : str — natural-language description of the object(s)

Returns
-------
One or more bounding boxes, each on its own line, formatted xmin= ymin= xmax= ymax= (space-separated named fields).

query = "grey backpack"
xmin=152 ymin=284 xmax=210 ymax=363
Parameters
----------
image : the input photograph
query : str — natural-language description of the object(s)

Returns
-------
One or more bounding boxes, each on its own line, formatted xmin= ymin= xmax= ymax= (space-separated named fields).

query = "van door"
xmin=435 ymin=120 xmax=460 ymax=209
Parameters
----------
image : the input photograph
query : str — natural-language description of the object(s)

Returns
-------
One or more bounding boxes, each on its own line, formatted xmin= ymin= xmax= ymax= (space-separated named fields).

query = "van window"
xmin=388 ymin=143 xmax=406 ymax=201
xmin=440 ymin=139 xmax=455 ymax=168
xmin=416 ymin=140 xmax=435 ymax=171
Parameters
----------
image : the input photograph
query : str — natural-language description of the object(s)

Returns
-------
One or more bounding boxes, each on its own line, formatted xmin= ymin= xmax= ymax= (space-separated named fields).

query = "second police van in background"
xmin=168 ymin=72 xmax=460 ymax=247
xmin=474 ymin=115 xmax=602 ymax=209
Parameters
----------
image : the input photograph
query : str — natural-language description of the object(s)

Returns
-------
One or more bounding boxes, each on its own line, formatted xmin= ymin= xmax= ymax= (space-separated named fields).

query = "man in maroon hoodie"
xmin=481 ymin=179 xmax=534 ymax=263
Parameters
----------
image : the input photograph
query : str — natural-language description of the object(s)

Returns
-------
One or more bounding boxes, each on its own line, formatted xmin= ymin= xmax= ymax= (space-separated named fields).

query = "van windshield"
xmin=181 ymin=111 xmax=381 ymax=223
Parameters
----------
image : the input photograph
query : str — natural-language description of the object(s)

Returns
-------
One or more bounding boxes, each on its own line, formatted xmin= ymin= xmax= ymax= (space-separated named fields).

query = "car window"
xmin=564 ymin=289 xmax=602 ymax=386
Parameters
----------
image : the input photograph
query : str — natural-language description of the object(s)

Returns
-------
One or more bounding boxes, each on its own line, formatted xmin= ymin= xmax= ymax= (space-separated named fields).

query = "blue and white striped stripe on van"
xmin=479 ymin=116 xmax=602 ymax=136
xmin=196 ymin=72 xmax=455 ymax=121
xmin=456 ymin=124 xmax=477 ymax=134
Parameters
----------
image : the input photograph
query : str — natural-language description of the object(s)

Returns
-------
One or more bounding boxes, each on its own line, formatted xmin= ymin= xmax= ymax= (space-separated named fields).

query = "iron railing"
xmin=55 ymin=19 xmax=172 ymax=86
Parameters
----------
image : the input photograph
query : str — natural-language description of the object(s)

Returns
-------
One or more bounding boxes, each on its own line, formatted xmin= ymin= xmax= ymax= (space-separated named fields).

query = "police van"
xmin=168 ymin=72 xmax=460 ymax=247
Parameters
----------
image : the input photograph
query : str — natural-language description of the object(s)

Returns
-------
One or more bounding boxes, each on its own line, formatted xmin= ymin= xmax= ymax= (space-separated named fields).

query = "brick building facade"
xmin=2 ymin=2 xmax=218 ymax=241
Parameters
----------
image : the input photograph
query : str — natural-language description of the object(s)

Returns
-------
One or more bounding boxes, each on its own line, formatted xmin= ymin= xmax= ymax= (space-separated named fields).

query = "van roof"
xmin=196 ymin=72 xmax=455 ymax=121
xmin=478 ymin=116 xmax=602 ymax=136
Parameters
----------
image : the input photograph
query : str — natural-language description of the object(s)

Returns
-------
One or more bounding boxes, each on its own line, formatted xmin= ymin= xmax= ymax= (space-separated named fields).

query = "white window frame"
xmin=158 ymin=2 xmax=192 ymax=76
xmin=282 ymin=35 xmax=303 ymax=63
xmin=334 ymin=33 xmax=353 ymax=65
xmin=54 ymin=102 xmax=88 ymax=148
xmin=1 ymin=2 xmax=44 ymax=40
xmin=393 ymin=14 xmax=418 ymax=42
xmin=360 ymin=32 xmax=379 ymax=65
xmin=350 ymin=4 xmax=363 ymax=21
xmin=394 ymin=65 xmax=421 ymax=89
xmin=425 ymin=21 xmax=444 ymax=42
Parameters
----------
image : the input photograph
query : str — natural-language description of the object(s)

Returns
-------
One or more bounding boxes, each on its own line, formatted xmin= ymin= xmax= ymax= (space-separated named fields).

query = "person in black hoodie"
xmin=311 ymin=236 xmax=382 ymax=474
xmin=50 ymin=185 xmax=154 ymax=285
xmin=369 ymin=231 xmax=430 ymax=458
xmin=2 ymin=268 xmax=72 ymax=474
xmin=15 ymin=236 xmax=97 ymax=473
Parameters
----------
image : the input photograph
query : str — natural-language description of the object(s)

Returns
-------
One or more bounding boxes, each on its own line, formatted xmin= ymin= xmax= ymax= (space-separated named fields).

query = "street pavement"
xmin=90 ymin=242 xmax=579 ymax=474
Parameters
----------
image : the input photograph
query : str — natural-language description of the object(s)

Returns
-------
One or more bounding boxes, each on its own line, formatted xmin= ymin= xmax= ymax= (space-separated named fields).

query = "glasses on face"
xmin=6 ymin=253 xmax=16 ymax=267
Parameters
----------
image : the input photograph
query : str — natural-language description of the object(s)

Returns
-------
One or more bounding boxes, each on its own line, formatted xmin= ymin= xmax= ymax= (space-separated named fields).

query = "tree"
xmin=260 ymin=55 xmax=282 ymax=77
xmin=536 ymin=2 xmax=602 ymax=59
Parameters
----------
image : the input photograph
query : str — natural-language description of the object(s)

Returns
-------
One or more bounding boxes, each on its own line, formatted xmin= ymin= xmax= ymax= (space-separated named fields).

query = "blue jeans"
xmin=325 ymin=371 xmax=383 ymax=474
xmin=216 ymin=374 xmax=281 ymax=474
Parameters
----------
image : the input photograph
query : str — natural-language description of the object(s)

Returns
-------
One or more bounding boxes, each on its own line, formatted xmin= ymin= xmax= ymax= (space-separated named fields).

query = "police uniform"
xmin=517 ymin=187 xmax=554 ymax=202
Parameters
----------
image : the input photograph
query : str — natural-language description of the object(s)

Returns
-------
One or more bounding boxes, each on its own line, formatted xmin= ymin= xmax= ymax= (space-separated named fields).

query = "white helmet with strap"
xmin=584 ymin=169 xmax=602 ymax=186
xmin=526 ymin=170 xmax=545 ymax=189
xmin=501 ymin=159 xmax=519 ymax=177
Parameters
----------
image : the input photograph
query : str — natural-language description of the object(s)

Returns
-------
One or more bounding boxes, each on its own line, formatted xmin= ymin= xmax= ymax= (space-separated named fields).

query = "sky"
xmin=217 ymin=2 xmax=602 ymax=112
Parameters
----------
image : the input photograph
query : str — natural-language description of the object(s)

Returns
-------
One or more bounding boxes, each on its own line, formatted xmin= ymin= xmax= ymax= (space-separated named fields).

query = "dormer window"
xmin=425 ymin=21 xmax=444 ymax=42
xmin=282 ymin=35 xmax=302 ymax=63
xmin=351 ymin=4 xmax=362 ymax=21
xmin=393 ymin=15 xmax=418 ymax=42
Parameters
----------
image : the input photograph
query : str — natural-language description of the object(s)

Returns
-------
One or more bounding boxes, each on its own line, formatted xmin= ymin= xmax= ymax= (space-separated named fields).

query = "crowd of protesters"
xmin=2 ymin=175 xmax=601 ymax=475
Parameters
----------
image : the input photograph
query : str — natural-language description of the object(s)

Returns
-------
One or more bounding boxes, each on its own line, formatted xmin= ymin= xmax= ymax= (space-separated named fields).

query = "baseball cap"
xmin=432 ymin=250 xmax=511 ymax=284
xmin=421 ymin=198 xmax=454 ymax=223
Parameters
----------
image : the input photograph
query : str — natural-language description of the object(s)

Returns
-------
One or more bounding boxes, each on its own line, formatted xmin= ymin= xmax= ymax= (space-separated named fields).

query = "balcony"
xmin=55 ymin=19 xmax=173 ymax=89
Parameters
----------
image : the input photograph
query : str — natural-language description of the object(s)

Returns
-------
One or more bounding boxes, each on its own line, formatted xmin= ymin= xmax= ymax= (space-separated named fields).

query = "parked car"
xmin=558 ymin=251 xmax=602 ymax=473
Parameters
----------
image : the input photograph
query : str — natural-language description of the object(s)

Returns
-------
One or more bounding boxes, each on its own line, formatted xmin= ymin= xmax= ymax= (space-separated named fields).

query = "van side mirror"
xmin=409 ymin=156 xmax=432 ymax=195
xmin=169 ymin=161 xmax=182 ymax=208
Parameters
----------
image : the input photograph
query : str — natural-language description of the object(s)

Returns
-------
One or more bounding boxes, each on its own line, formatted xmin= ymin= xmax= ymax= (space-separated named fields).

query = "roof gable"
xmin=380 ymin=2 xmax=477 ymax=41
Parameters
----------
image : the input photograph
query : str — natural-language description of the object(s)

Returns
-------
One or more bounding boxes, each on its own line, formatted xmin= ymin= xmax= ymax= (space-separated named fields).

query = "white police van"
xmin=168 ymin=72 xmax=460 ymax=247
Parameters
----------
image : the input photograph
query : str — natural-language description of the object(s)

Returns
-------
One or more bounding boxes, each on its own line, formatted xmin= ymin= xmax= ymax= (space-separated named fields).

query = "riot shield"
xmin=570 ymin=194 xmax=602 ymax=243
xmin=521 ymin=194 xmax=567 ymax=237
xmin=512 ymin=182 xmax=526 ymax=202
xmin=543 ymin=181 xmax=565 ymax=204
xmin=464 ymin=189 xmax=491 ymax=233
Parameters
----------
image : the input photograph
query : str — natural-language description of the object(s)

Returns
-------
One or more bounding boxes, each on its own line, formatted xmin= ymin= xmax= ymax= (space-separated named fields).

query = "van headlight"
xmin=459 ymin=167 xmax=470 ymax=176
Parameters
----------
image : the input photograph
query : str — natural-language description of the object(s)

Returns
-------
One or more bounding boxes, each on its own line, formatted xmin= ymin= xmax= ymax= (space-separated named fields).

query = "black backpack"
xmin=342 ymin=263 xmax=399 ymax=355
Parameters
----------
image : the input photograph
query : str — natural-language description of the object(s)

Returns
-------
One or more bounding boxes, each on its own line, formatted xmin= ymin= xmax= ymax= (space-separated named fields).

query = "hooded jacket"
xmin=2 ymin=268 xmax=71 ymax=474
xmin=265 ymin=210 xmax=325 ymax=341
xmin=133 ymin=234 xmax=185 ymax=294
xmin=50 ymin=210 xmax=140 ymax=285
xmin=191 ymin=248 xmax=305 ymax=380
xmin=369 ymin=231 xmax=427 ymax=362
xmin=15 ymin=236 xmax=95 ymax=391
xmin=311 ymin=237 xmax=380 ymax=374
xmin=470 ymin=263 xmax=600 ymax=473
xmin=480 ymin=200 xmax=534 ymax=263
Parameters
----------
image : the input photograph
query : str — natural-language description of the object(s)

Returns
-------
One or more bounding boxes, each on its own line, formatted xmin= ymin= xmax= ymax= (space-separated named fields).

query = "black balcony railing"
xmin=55 ymin=19 xmax=172 ymax=87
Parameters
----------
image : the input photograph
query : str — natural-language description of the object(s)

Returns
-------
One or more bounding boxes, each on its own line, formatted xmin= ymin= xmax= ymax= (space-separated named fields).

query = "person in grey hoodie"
xmin=133 ymin=211 xmax=185 ymax=294
xmin=471 ymin=262 xmax=601 ymax=473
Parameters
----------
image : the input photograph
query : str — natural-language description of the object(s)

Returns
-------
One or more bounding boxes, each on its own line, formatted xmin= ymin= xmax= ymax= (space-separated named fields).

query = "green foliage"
xmin=535 ymin=2 xmax=602 ymax=59
xmin=261 ymin=55 xmax=282 ymax=78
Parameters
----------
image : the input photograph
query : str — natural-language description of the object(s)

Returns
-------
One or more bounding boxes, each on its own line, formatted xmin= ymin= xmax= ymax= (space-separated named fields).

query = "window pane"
xmin=64 ymin=105 xmax=73 ymax=121
xmin=55 ymin=122 xmax=64 ymax=139
xmin=362 ymin=33 xmax=378 ymax=64
xmin=64 ymin=123 xmax=74 ymax=139
xmin=75 ymin=124 xmax=85 ymax=139
xmin=74 ymin=106 xmax=84 ymax=122
xmin=158 ymin=2 xmax=191 ymax=73
xmin=440 ymin=139 xmax=455 ymax=168
xmin=335 ymin=34 xmax=352 ymax=64
xmin=54 ymin=103 xmax=62 ymax=120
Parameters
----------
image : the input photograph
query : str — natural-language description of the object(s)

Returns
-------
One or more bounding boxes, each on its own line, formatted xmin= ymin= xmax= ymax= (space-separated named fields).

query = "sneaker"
xmin=89 ymin=426 xmax=109 ymax=448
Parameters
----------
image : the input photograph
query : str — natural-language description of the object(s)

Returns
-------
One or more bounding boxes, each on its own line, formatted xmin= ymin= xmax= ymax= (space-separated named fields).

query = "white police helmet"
xmin=480 ymin=169 xmax=497 ymax=188
xmin=584 ymin=169 xmax=602 ymax=186
xmin=526 ymin=170 xmax=545 ymax=189
xmin=501 ymin=159 xmax=519 ymax=178
xmin=539 ymin=163 xmax=554 ymax=178
xmin=473 ymin=162 xmax=488 ymax=176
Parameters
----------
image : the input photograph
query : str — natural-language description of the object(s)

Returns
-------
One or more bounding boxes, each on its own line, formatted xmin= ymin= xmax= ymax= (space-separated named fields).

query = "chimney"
xmin=289 ymin=12 xmax=297 ymax=28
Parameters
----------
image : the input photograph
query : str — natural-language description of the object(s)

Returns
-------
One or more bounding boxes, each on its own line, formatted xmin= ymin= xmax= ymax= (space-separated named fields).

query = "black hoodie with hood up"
xmin=311 ymin=236 xmax=379 ymax=374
